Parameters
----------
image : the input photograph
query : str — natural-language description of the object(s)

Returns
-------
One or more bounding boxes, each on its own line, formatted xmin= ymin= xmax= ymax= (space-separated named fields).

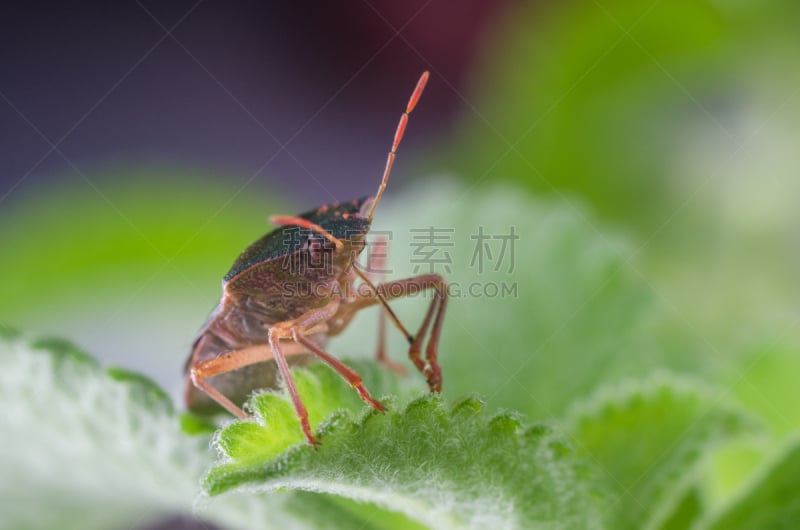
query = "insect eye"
xmin=307 ymin=233 xmax=333 ymax=254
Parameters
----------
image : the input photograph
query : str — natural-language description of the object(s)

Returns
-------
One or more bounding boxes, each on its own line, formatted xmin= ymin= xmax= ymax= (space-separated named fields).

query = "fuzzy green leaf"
xmin=567 ymin=375 xmax=756 ymax=530
xmin=204 ymin=362 xmax=603 ymax=530
xmin=0 ymin=336 xmax=202 ymax=529
xmin=0 ymin=335 xmax=315 ymax=530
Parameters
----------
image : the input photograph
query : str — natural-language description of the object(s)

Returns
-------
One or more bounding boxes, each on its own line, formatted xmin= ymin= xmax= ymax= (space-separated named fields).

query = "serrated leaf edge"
xmin=564 ymin=371 xmax=760 ymax=530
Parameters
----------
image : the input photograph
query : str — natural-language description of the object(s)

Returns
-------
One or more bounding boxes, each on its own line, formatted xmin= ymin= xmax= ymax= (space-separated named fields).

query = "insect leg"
xmin=189 ymin=344 xmax=278 ymax=418
xmin=292 ymin=329 xmax=384 ymax=412
xmin=267 ymin=300 xmax=342 ymax=446
xmin=422 ymin=279 xmax=447 ymax=392
xmin=407 ymin=292 xmax=439 ymax=377
xmin=336 ymin=274 xmax=448 ymax=392
xmin=268 ymin=326 xmax=319 ymax=445
xmin=379 ymin=274 xmax=446 ymax=392
xmin=366 ymin=236 xmax=407 ymax=375
xmin=370 ymin=236 xmax=388 ymax=361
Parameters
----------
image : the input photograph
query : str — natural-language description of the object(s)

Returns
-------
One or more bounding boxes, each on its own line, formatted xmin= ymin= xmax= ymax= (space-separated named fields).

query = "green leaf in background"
xmin=728 ymin=347 xmax=800 ymax=439
xmin=205 ymin=361 xmax=603 ymax=530
xmin=339 ymin=181 xmax=708 ymax=422
xmin=432 ymin=0 xmax=800 ymax=363
xmin=697 ymin=436 xmax=800 ymax=530
xmin=440 ymin=0 xmax=724 ymax=232
xmin=0 ymin=323 xmax=22 ymax=340
xmin=660 ymin=488 xmax=703 ymax=530
xmin=567 ymin=375 xmax=756 ymax=530
xmin=700 ymin=346 xmax=800 ymax=513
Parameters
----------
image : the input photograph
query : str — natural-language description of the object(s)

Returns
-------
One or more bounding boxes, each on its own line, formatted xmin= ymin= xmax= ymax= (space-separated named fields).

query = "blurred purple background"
xmin=1 ymin=0 xmax=513 ymax=206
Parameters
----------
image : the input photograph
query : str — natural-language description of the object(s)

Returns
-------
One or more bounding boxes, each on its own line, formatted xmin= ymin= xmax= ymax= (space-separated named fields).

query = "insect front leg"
xmin=335 ymin=274 xmax=448 ymax=393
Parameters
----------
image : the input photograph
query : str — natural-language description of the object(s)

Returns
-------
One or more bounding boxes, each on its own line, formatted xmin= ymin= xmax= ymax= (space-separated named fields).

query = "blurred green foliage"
xmin=2 ymin=0 xmax=800 ymax=528
xmin=0 ymin=167 xmax=288 ymax=318
xmin=434 ymin=0 xmax=800 ymax=353
xmin=442 ymin=0 xmax=799 ymax=234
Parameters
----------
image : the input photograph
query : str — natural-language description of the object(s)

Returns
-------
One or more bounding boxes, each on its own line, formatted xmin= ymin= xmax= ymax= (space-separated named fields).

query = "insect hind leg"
xmin=189 ymin=344 xmax=277 ymax=418
xmin=367 ymin=235 xmax=407 ymax=375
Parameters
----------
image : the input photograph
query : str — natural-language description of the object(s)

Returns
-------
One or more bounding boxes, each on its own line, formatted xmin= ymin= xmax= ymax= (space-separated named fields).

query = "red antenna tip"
xmin=407 ymin=71 xmax=429 ymax=114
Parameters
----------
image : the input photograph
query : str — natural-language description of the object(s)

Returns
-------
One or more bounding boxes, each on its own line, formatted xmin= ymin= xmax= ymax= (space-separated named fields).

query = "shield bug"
xmin=184 ymin=71 xmax=447 ymax=445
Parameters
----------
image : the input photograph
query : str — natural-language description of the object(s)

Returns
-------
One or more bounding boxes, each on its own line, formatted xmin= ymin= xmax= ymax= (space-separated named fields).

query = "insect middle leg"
xmin=268 ymin=300 xmax=384 ymax=444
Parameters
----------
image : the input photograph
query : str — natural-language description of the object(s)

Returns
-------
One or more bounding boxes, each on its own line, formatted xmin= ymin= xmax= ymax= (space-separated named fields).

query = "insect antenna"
xmin=366 ymin=70 xmax=429 ymax=222
xmin=353 ymin=263 xmax=415 ymax=344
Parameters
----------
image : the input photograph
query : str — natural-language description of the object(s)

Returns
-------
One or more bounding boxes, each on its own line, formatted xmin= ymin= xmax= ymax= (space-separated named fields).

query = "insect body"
xmin=184 ymin=72 xmax=448 ymax=445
